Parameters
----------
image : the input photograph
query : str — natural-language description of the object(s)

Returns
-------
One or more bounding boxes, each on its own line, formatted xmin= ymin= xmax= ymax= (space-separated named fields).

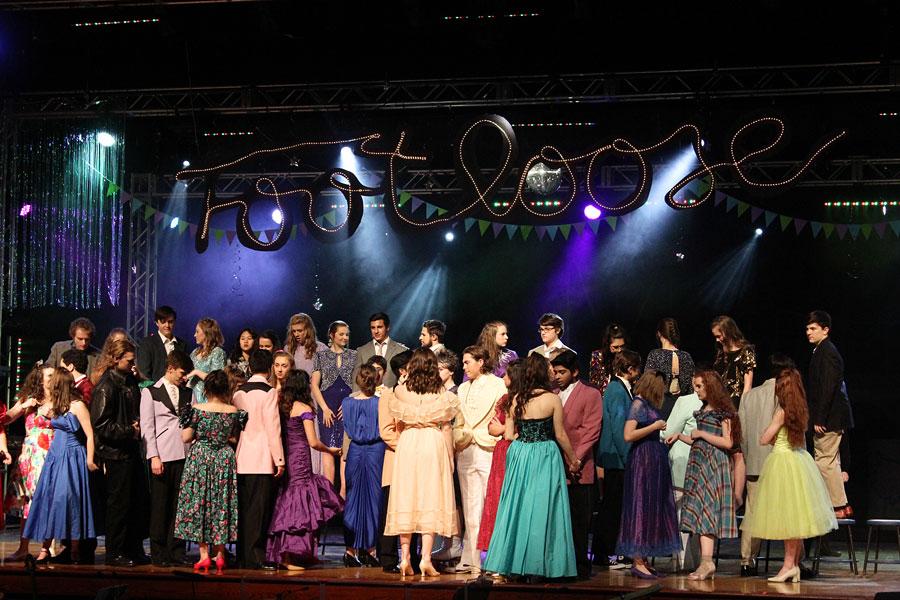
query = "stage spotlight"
xmin=340 ymin=146 xmax=354 ymax=160
xmin=700 ymin=138 xmax=706 ymax=147
xmin=583 ymin=204 xmax=602 ymax=220
xmin=444 ymin=231 xmax=455 ymax=242
xmin=19 ymin=203 xmax=32 ymax=217
xmin=755 ymin=228 xmax=763 ymax=237
xmin=182 ymin=160 xmax=191 ymax=168
xmin=169 ymin=217 xmax=179 ymax=229
xmin=675 ymin=252 xmax=685 ymax=261
xmin=96 ymin=131 xmax=116 ymax=147
xmin=272 ymin=209 xmax=283 ymax=224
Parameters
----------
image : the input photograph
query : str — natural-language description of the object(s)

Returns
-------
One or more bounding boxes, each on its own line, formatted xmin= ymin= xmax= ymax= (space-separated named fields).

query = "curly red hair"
xmin=693 ymin=370 xmax=742 ymax=448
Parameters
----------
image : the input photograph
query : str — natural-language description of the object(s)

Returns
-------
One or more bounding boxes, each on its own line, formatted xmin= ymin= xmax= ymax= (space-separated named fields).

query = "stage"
xmin=1 ymin=560 xmax=898 ymax=600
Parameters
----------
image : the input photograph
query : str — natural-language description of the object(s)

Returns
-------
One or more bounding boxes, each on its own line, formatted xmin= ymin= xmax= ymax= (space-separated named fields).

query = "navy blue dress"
xmin=341 ymin=396 xmax=385 ymax=549
xmin=616 ymin=396 xmax=681 ymax=557
xmin=23 ymin=411 xmax=95 ymax=540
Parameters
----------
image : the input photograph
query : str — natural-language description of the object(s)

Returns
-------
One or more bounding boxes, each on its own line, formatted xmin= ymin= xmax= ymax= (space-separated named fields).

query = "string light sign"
xmin=176 ymin=114 xmax=846 ymax=253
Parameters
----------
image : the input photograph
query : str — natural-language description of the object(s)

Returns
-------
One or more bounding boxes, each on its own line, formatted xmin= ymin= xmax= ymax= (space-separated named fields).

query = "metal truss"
xmin=125 ymin=173 xmax=159 ymax=342
xmin=8 ymin=61 xmax=898 ymax=118
xmin=146 ymin=157 xmax=900 ymax=202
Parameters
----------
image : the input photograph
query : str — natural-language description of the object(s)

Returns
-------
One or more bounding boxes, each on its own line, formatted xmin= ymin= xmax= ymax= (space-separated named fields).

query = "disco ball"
xmin=525 ymin=162 xmax=562 ymax=195
xmin=313 ymin=298 xmax=324 ymax=311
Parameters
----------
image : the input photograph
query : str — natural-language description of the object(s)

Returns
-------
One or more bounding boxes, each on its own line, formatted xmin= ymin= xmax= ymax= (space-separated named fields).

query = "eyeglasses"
xmin=538 ymin=326 xmax=557 ymax=332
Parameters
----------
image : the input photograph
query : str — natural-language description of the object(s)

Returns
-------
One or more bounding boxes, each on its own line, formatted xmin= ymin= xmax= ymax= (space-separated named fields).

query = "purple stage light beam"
xmin=19 ymin=203 xmax=32 ymax=217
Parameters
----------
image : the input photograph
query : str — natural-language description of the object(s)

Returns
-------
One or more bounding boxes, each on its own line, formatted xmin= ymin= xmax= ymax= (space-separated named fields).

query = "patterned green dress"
xmin=174 ymin=407 xmax=248 ymax=545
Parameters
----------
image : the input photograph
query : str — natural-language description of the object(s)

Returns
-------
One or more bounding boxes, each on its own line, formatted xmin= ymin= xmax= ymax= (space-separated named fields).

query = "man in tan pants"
xmin=806 ymin=311 xmax=854 ymax=517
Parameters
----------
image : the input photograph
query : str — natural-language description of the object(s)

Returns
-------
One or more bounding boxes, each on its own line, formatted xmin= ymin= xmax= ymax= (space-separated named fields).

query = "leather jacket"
xmin=90 ymin=368 xmax=141 ymax=461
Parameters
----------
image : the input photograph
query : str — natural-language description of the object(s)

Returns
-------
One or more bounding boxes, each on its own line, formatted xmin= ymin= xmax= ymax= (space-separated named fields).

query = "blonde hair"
xmin=196 ymin=318 xmax=224 ymax=357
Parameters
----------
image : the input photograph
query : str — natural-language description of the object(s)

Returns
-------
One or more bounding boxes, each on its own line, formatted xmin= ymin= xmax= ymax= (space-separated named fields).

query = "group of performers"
xmin=0 ymin=307 xmax=853 ymax=583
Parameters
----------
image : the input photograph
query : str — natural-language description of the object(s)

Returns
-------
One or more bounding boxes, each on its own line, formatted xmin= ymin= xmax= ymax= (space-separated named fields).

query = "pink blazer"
xmin=563 ymin=381 xmax=603 ymax=485
xmin=233 ymin=375 xmax=285 ymax=475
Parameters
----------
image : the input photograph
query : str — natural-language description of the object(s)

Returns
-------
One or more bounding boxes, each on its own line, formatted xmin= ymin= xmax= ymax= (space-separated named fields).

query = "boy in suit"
xmin=593 ymin=349 xmax=641 ymax=569
xmin=140 ymin=350 xmax=195 ymax=566
xmin=528 ymin=313 xmax=575 ymax=359
xmin=354 ymin=312 xmax=408 ymax=389
xmin=234 ymin=349 xmax=285 ymax=569
xmin=806 ymin=310 xmax=854 ymax=518
xmin=137 ymin=306 xmax=185 ymax=383
xmin=551 ymin=350 xmax=602 ymax=579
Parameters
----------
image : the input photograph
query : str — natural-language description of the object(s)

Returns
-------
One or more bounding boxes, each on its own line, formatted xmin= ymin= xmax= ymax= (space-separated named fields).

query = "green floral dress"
xmin=174 ymin=407 xmax=247 ymax=545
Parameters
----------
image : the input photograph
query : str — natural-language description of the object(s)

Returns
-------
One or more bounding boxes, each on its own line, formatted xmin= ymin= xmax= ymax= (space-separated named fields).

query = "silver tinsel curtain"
xmin=4 ymin=123 xmax=124 ymax=309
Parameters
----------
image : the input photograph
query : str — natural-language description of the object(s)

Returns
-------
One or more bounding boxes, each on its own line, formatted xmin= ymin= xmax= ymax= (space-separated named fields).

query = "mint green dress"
xmin=482 ymin=416 xmax=577 ymax=578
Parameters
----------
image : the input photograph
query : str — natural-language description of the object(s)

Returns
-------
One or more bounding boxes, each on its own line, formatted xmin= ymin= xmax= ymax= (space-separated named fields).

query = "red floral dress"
xmin=7 ymin=407 xmax=55 ymax=519
xmin=477 ymin=398 xmax=511 ymax=550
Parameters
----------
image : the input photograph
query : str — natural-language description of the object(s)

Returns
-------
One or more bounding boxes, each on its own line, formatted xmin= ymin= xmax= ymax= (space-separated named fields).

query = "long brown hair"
xmin=476 ymin=321 xmax=507 ymax=373
xmin=693 ymin=369 xmax=742 ymax=448
xmin=48 ymin=368 xmax=80 ymax=417
xmin=775 ymin=369 xmax=809 ymax=448
xmin=17 ymin=362 xmax=48 ymax=405
xmin=286 ymin=313 xmax=320 ymax=360
xmin=711 ymin=315 xmax=748 ymax=349
xmin=633 ymin=369 xmax=666 ymax=409
xmin=512 ymin=354 xmax=554 ymax=422
xmin=405 ymin=348 xmax=444 ymax=395
xmin=279 ymin=369 xmax=314 ymax=417
xmin=498 ymin=359 xmax=523 ymax=414
xmin=196 ymin=318 xmax=224 ymax=357
xmin=91 ymin=338 xmax=136 ymax=384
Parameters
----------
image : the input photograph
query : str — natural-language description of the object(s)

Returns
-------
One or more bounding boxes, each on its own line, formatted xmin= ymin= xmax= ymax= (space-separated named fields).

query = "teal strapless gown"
xmin=482 ymin=417 xmax=577 ymax=578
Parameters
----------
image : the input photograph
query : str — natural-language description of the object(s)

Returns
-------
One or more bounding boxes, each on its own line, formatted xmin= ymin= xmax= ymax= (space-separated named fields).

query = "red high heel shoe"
xmin=215 ymin=556 xmax=225 ymax=573
xmin=193 ymin=557 xmax=211 ymax=573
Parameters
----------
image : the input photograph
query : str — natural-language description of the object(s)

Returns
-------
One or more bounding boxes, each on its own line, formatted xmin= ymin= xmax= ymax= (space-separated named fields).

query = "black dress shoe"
xmin=49 ymin=551 xmax=73 ymax=565
xmin=151 ymin=560 xmax=171 ymax=567
xmin=171 ymin=558 xmax=195 ymax=568
xmin=343 ymin=553 xmax=363 ymax=567
xmin=740 ymin=565 xmax=758 ymax=577
xmin=383 ymin=565 xmax=400 ymax=574
xmin=262 ymin=561 xmax=279 ymax=571
xmin=359 ymin=552 xmax=380 ymax=568
xmin=800 ymin=565 xmax=817 ymax=579
xmin=131 ymin=553 xmax=152 ymax=565
xmin=105 ymin=555 xmax=136 ymax=568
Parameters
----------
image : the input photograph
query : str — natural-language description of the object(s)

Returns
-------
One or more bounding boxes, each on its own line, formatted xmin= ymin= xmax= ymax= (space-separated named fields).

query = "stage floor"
xmin=2 ymin=527 xmax=900 ymax=599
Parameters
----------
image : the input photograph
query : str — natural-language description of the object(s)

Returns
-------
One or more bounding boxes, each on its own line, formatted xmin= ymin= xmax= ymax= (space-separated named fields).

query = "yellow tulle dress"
xmin=741 ymin=427 xmax=838 ymax=540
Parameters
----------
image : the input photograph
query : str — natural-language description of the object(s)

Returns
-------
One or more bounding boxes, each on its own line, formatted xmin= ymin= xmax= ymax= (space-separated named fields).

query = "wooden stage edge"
xmin=3 ymin=564 xmax=900 ymax=600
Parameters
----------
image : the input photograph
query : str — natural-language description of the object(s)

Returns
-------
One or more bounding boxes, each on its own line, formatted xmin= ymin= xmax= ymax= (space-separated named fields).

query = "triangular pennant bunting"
xmin=836 ymin=224 xmax=847 ymax=239
xmin=764 ymin=211 xmax=777 ymax=227
xmin=874 ymin=222 xmax=887 ymax=238
xmin=106 ymin=182 xmax=120 ymax=198
xmin=588 ymin=220 xmax=600 ymax=234
xmin=425 ymin=203 xmax=438 ymax=218
xmin=520 ymin=224 xmax=533 ymax=240
xmin=606 ymin=216 xmax=618 ymax=231
xmin=143 ymin=205 xmax=156 ymax=220
xmin=890 ymin=221 xmax=900 ymax=237
xmin=491 ymin=222 xmax=504 ymax=238
xmin=411 ymin=197 xmax=424 ymax=213
xmin=848 ymin=224 xmax=860 ymax=240
xmin=714 ymin=191 xmax=726 ymax=206
xmin=779 ymin=215 xmax=792 ymax=231
xmin=810 ymin=222 xmax=822 ymax=238
xmin=726 ymin=196 xmax=738 ymax=212
xmin=226 ymin=230 xmax=236 ymax=244
xmin=560 ymin=224 xmax=572 ymax=240
xmin=861 ymin=224 xmax=872 ymax=239
xmin=822 ymin=223 xmax=835 ymax=238
xmin=505 ymin=224 xmax=518 ymax=240
xmin=793 ymin=218 xmax=808 ymax=234
xmin=750 ymin=206 xmax=763 ymax=222
xmin=478 ymin=220 xmax=490 ymax=236
xmin=736 ymin=201 xmax=749 ymax=217
xmin=154 ymin=212 xmax=165 ymax=225
xmin=547 ymin=225 xmax=558 ymax=241
xmin=398 ymin=191 xmax=411 ymax=207
xmin=536 ymin=226 xmax=546 ymax=240
xmin=573 ymin=222 xmax=585 ymax=235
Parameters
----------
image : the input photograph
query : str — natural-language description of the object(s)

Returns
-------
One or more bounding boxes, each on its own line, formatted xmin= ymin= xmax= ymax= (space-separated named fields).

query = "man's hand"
xmin=150 ymin=456 xmax=164 ymax=476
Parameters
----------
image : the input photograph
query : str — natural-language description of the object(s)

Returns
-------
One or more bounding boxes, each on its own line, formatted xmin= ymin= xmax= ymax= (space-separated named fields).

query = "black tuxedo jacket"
xmin=807 ymin=338 xmax=854 ymax=432
xmin=137 ymin=333 xmax=187 ymax=383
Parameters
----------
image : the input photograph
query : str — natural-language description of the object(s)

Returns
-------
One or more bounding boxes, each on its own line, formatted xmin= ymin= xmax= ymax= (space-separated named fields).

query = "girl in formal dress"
xmin=645 ymin=318 xmax=695 ymax=419
xmin=383 ymin=348 xmax=459 ymax=577
xmin=311 ymin=320 xmax=357 ymax=492
xmin=271 ymin=350 xmax=295 ymax=392
xmin=618 ymin=370 xmax=681 ymax=578
xmin=267 ymin=370 xmax=343 ymax=569
xmin=285 ymin=313 xmax=328 ymax=377
xmin=482 ymin=354 xmax=579 ymax=580
xmin=175 ymin=370 xmax=247 ymax=573
xmin=477 ymin=360 xmax=522 ymax=551
xmin=670 ymin=370 xmax=742 ymax=580
xmin=365 ymin=355 xmax=388 ymax=396
xmin=91 ymin=328 xmax=135 ymax=384
xmin=23 ymin=368 xmax=98 ymax=564
xmin=227 ymin=328 xmax=258 ymax=379
xmin=741 ymin=368 xmax=838 ymax=583
xmin=341 ymin=365 xmax=385 ymax=567
xmin=476 ymin=321 xmax=519 ymax=378
xmin=588 ymin=323 xmax=627 ymax=393
xmin=710 ymin=315 xmax=752 ymax=505
xmin=286 ymin=313 xmax=328 ymax=475
xmin=3 ymin=363 xmax=56 ymax=561
xmin=187 ymin=318 xmax=227 ymax=404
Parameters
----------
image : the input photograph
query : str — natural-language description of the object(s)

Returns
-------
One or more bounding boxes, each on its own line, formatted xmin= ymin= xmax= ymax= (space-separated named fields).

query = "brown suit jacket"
xmin=562 ymin=381 xmax=603 ymax=485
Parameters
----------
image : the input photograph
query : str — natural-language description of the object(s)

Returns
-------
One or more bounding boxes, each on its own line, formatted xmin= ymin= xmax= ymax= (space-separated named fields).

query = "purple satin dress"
xmin=267 ymin=412 xmax=344 ymax=564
